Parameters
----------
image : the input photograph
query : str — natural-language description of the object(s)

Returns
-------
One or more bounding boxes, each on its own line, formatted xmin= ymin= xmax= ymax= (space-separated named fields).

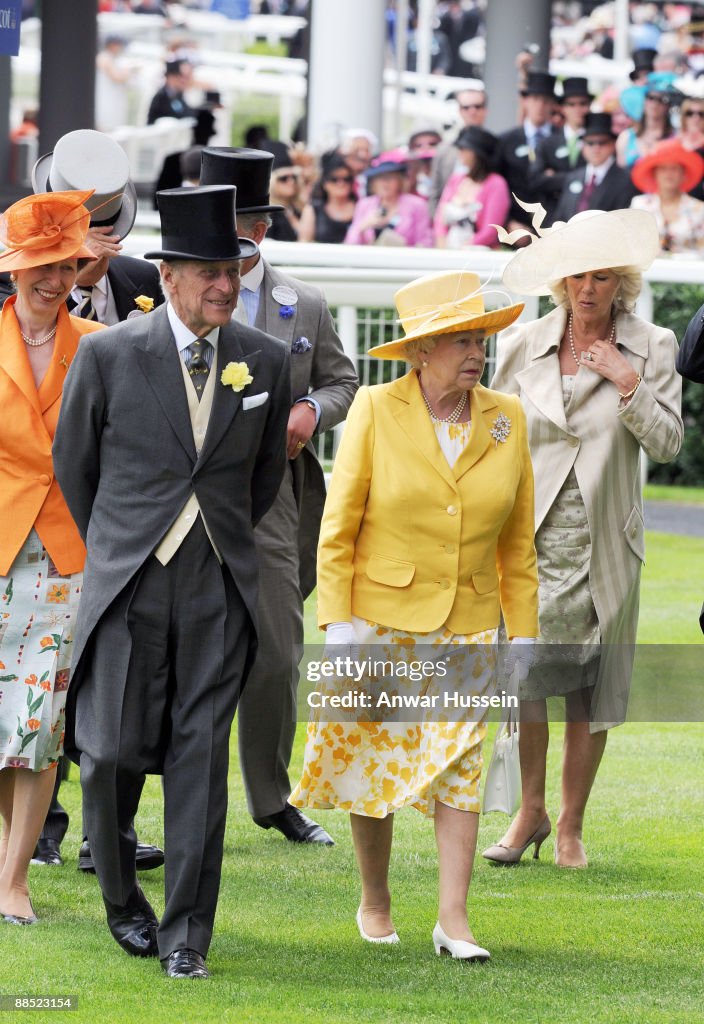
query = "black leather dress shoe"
xmin=30 ymin=838 xmax=63 ymax=866
xmin=103 ymin=886 xmax=159 ymax=958
xmin=253 ymin=804 xmax=334 ymax=845
xmin=161 ymin=949 xmax=209 ymax=979
xmin=79 ymin=840 xmax=164 ymax=874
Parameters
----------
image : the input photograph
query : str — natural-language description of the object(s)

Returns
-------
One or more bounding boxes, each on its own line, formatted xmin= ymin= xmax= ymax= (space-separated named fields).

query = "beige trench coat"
xmin=492 ymin=305 xmax=683 ymax=729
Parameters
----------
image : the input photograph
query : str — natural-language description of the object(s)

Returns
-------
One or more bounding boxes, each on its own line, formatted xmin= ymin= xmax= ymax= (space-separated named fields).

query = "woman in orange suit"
xmin=291 ymin=271 xmax=539 ymax=961
xmin=0 ymin=190 xmax=102 ymax=924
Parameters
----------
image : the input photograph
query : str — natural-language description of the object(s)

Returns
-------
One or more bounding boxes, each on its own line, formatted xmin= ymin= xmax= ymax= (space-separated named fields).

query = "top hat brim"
xmin=235 ymin=203 xmax=285 ymax=215
xmin=32 ymin=151 xmax=138 ymax=240
xmin=143 ymin=237 xmax=259 ymax=262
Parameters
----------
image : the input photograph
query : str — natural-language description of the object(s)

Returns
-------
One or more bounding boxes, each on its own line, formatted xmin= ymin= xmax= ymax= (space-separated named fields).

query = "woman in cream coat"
xmin=291 ymin=271 xmax=539 ymax=961
xmin=0 ymin=190 xmax=102 ymax=924
xmin=485 ymin=206 xmax=683 ymax=869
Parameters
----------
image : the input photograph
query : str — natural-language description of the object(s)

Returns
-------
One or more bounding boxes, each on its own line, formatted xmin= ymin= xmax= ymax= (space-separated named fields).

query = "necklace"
xmin=567 ymin=314 xmax=615 ymax=366
xmin=20 ymin=325 xmax=58 ymax=347
xmin=421 ymin=386 xmax=467 ymax=423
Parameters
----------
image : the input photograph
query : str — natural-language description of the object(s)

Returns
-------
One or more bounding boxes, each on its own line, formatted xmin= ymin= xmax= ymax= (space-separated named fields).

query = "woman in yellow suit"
xmin=0 ymin=190 xmax=103 ymax=924
xmin=291 ymin=271 xmax=539 ymax=960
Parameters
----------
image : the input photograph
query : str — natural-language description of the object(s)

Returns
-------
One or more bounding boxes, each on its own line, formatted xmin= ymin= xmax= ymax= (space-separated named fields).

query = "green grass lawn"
xmin=643 ymin=484 xmax=704 ymax=505
xmin=1 ymin=532 xmax=702 ymax=1024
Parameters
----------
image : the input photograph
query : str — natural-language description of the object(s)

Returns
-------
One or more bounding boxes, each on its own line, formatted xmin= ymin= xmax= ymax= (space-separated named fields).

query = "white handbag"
xmin=482 ymin=666 xmax=522 ymax=816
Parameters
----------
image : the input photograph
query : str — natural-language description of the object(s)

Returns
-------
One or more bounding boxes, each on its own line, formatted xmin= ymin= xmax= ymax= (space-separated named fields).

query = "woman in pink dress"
xmin=344 ymin=160 xmax=433 ymax=247
xmin=434 ymin=127 xmax=510 ymax=249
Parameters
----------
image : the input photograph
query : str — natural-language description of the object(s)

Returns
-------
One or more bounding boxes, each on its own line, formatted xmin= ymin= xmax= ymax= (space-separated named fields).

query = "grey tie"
xmin=186 ymin=338 xmax=212 ymax=400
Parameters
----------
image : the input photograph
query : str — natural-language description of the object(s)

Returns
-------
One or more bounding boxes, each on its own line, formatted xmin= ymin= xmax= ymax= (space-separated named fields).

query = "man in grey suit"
xmin=200 ymin=147 xmax=359 ymax=845
xmin=54 ymin=185 xmax=290 ymax=978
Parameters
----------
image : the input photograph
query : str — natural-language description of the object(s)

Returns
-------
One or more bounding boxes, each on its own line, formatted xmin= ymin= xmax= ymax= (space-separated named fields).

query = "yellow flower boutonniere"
xmin=221 ymin=361 xmax=253 ymax=392
xmin=134 ymin=295 xmax=155 ymax=313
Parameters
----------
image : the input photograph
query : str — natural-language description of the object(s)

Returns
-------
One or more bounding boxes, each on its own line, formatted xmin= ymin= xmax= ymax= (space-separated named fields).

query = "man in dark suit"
xmin=552 ymin=112 xmax=637 ymax=223
xmin=529 ymin=77 xmax=591 ymax=222
xmin=200 ymin=147 xmax=359 ymax=844
xmin=496 ymin=69 xmax=559 ymax=230
xmin=29 ymin=130 xmax=164 ymax=873
xmin=677 ymin=307 xmax=704 ymax=633
xmin=54 ymin=185 xmax=290 ymax=979
xmin=146 ymin=60 xmax=196 ymax=124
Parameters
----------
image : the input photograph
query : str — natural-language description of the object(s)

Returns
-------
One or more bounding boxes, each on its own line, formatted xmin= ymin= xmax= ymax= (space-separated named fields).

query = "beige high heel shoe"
xmin=482 ymin=815 xmax=552 ymax=865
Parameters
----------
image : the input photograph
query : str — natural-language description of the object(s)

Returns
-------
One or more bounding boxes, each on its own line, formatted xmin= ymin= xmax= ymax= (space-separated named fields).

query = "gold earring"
xmin=421 ymin=360 xmax=428 ymax=367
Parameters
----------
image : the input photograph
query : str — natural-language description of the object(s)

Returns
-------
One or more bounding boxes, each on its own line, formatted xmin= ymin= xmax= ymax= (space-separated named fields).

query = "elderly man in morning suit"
xmin=54 ymin=185 xmax=290 ymax=978
xmin=200 ymin=147 xmax=359 ymax=846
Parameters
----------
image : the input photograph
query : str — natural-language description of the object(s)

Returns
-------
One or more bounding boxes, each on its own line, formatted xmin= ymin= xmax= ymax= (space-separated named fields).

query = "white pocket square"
xmin=242 ymin=391 xmax=269 ymax=410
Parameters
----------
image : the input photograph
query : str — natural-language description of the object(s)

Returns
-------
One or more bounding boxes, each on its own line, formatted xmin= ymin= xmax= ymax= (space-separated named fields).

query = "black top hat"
xmin=559 ymin=77 xmax=593 ymax=102
xmin=521 ymin=70 xmax=556 ymax=98
xmin=630 ymin=48 xmax=657 ymax=80
xmin=199 ymin=147 xmax=284 ymax=213
xmin=165 ymin=59 xmax=186 ymax=76
xmin=582 ymin=112 xmax=617 ymax=140
xmin=144 ymin=185 xmax=258 ymax=262
xmin=455 ymin=126 xmax=498 ymax=165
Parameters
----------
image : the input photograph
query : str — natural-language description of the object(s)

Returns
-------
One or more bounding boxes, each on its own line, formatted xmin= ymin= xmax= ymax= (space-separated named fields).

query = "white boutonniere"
xmin=221 ymin=361 xmax=253 ymax=392
xmin=490 ymin=413 xmax=511 ymax=447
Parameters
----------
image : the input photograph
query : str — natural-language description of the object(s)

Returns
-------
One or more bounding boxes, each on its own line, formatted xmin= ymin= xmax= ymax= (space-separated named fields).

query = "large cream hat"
xmin=500 ymin=200 xmax=660 ymax=297
xmin=368 ymin=271 xmax=524 ymax=360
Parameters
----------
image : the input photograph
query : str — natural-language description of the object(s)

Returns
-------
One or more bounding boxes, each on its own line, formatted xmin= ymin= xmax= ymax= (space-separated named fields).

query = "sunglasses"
xmin=460 ymin=103 xmax=486 ymax=111
xmin=583 ymin=137 xmax=612 ymax=146
xmin=646 ymin=93 xmax=669 ymax=104
xmin=274 ymin=173 xmax=299 ymax=183
xmin=328 ymin=174 xmax=354 ymax=183
xmin=683 ymin=110 xmax=704 ymax=118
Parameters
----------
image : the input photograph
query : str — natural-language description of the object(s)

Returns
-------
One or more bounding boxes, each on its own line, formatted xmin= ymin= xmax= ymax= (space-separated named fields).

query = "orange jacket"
xmin=0 ymin=296 xmax=104 ymax=576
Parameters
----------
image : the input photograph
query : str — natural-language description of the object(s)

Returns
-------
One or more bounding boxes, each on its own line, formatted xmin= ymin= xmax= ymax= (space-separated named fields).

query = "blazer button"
xmin=631 ymin=526 xmax=637 ymax=538
xmin=439 ymin=579 xmax=450 ymax=590
xmin=39 ymin=473 xmax=51 ymax=486
xmin=445 ymin=544 xmax=456 ymax=554
xmin=566 ymin=437 xmax=579 ymax=447
xmin=446 ymin=505 xmax=457 ymax=515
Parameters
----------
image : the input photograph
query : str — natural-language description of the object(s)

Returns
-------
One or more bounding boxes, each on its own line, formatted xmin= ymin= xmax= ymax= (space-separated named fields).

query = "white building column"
xmin=484 ymin=0 xmax=551 ymax=134
xmin=307 ymin=0 xmax=385 ymax=152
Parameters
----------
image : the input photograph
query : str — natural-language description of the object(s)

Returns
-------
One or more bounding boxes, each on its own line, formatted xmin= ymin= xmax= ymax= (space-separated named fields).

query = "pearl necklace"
xmin=421 ymin=387 xmax=467 ymax=423
xmin=21 ymin=325 xmax=58 ymax=347
xmin=568 ymin=314 xmax=615 ymax=366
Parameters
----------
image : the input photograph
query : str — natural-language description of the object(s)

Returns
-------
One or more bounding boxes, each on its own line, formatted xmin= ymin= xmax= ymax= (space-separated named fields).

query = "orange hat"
xmin=631 ymin=140 xmax=704 ymax=194
xmin=0 ymin=189 xmax=97 ymax=272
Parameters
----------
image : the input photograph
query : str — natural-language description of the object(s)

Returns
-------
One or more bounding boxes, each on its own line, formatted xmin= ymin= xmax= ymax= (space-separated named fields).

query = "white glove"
xmin=504 ymin=637 xmax=536 ymax=683
xmin=324 ymin=621 xmax=360 ymax=667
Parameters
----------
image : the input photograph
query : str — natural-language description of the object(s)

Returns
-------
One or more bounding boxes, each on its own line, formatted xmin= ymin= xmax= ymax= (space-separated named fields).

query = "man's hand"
xmin=286 ymin=401 xmax=317 ymax=459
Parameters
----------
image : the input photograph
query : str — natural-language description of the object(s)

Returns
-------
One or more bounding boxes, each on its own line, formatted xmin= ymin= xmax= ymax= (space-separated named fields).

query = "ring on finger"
xmin=296 ymin=441 xmax=305 ymax=449
xmin=585 ymin=351 xmax=593 ymax=362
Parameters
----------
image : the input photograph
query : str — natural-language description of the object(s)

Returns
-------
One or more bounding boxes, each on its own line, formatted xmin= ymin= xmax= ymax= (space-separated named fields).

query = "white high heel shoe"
xmin=356 ymin=907 xmax=400 ymax=945
xmin=432 ymin=922 xmax=490 ymax=962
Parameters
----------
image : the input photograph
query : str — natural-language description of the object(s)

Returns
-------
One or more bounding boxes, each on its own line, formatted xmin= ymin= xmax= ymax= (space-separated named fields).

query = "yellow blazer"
xmin=0 ymin=296 xmax=104 ymax=576
xmin=317 ymin=370 xmax=539 ymax=637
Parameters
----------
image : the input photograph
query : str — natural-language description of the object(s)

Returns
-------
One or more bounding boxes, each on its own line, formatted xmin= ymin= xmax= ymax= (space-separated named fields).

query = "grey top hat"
xmin=32 ymin=129 xmax=137 ymax=240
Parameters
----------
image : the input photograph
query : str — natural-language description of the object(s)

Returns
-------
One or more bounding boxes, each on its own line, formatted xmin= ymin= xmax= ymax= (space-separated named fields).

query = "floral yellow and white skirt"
xmin=290 ymin=619 xmax=498 ymax=818
xmin=0 ymin=531 xmax=82 ymax=772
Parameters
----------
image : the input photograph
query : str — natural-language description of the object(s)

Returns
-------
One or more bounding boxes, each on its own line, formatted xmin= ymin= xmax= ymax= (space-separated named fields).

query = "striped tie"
xmin=77 ymin=286 xmax=97 ymax=321
xmin=186 ymin=338 xmax=212 ymax=401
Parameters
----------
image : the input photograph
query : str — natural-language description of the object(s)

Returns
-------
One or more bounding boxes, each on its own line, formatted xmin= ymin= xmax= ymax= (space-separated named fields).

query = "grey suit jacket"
xmin=253 ymin=260 xmax=358 ymax=597
xmin=54 ymin=303 xmax=291 ymax=680
xmin=493 ymin=306 xmax=683 ymax=727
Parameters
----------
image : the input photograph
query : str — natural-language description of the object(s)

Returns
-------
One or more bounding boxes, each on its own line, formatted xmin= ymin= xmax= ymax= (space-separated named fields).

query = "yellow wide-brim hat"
xmin=368 ymin=270 xmax=525 ymax=361
xmin=0 ymin=189 xmax=96 ymax=272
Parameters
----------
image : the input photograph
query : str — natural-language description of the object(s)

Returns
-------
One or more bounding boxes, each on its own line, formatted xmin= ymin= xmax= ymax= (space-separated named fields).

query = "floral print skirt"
xmin=0 ymin=531 xmax=82 ymax=772
xmin=290 ymin=620 xmax=497 ymax=818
